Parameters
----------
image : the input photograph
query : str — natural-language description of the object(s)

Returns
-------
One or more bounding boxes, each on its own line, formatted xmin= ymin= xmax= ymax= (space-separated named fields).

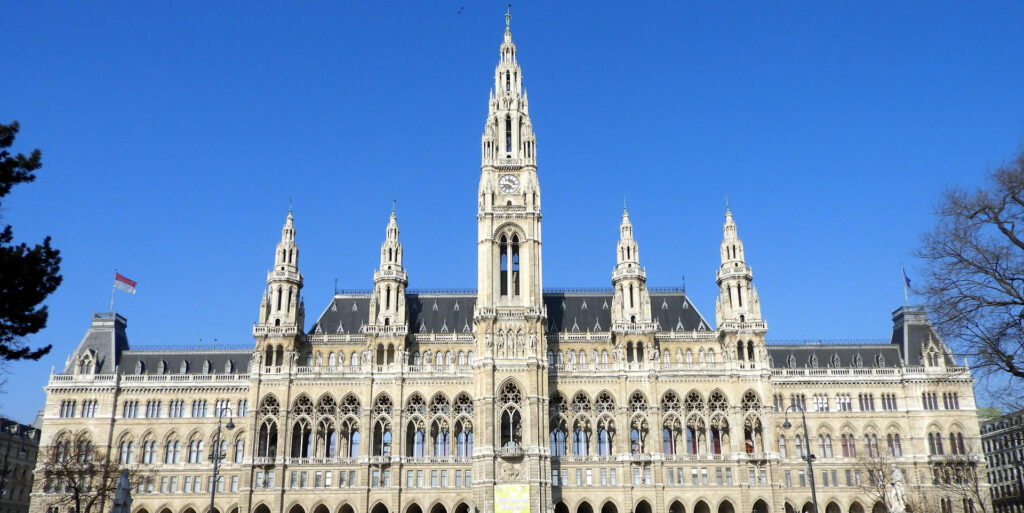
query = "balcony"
xmin=499 ymin=445 xmax=524 ymax=458
xmin=630 ymin=453 xmax=653 ymax=463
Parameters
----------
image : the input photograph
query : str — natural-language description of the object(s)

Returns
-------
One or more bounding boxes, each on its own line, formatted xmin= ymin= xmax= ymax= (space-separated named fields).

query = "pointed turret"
xmin=715 ymin=208 xmax=761 ymax=326
xmin=256 ymin=209 xmax=304 ymax=331
xmin=367 ymin=205 xmax=408 ymax=334
xmin=714 ymin=207 xmax=767 ymax=369
xmin=611 ymin=206 xmax=653 ymax=329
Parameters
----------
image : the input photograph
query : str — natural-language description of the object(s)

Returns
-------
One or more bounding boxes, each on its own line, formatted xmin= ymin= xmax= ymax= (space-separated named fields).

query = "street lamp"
xmin=783 ymin=404 xmax=819 ymax=513
xmin=209 ymin=408 xmax=235 ymax=513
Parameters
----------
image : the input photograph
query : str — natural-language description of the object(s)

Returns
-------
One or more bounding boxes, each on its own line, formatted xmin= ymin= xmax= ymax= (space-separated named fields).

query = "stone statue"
xmin=485 ymin=332 xmax=493 ymax=349
xmin=517 ymin=332 xmax=524 ymax=354
xmin=529 ymin=332 xmax=537 ymax=350
xmin=886 ymin=464 xmax=908 ymax=513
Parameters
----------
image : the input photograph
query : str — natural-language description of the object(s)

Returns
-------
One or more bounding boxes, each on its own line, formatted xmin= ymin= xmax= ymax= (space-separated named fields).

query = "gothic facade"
xmin=34 ymin=13 xmax=986 ymax=513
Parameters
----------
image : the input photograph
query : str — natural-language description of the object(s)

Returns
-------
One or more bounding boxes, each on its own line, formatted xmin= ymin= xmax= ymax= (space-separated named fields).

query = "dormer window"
xmin=202 ymin=360 xmax=212 ymax=374
xmin=158 ymin=360 xmax=167 ymax=374
xmin=78 ymin=355 xmax=94 ymax=375
xmin=135 ymin=361 xmax=144 ymax=375
xmin=179 ymin=361 xmax=188 ymax=374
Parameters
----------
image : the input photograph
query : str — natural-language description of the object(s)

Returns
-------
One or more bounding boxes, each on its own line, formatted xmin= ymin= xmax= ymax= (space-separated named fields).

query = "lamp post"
xmin=783 ymin=404 xmax=819 ymax=513
xmin=209 ymin=408 xmax=235 ymax=513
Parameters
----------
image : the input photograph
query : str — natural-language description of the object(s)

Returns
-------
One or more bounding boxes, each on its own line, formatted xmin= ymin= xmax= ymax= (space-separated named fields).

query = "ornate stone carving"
xmin=499 ymin=462 xmax=522 ymax=481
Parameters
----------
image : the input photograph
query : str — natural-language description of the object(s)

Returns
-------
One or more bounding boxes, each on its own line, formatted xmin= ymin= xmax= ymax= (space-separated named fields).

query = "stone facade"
xmin=33 ymin=12 xmax=988 ymax=513
xmin=981 ymin=409 xmax=1024 ymax=513
xmin=1 ymin=418 xmax=40 ymax=513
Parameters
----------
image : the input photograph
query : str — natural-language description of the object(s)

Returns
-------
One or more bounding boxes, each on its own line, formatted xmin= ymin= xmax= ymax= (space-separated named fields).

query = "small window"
xmin=179 ymin=361 xmax=189 ymax=374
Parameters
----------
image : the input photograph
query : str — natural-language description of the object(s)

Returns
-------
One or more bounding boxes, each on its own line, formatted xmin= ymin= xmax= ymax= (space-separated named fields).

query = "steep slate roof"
xmin=118 ymin=349 xmax=251 ymax=376
xmin=62 ymin=313 xmax=131 ymax=374
xmin=544 ymin=290 xmax=710 ymax=333
xmin=312 ymin=290 xmax=710 ymax=335
xmin=766 ymin=345 xmax=903 ymax=369
xmin=311 ymin=294 xmax=371 ymax=334
xmin=408 ymin=294 xmax=476 ymax=334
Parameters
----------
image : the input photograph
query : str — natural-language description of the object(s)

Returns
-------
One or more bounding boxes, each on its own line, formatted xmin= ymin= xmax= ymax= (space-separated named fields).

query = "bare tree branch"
xmin=37 ymin=435 xmax=147 ymax=513
xmin=917 ymin=147 xmax=1024 ymax=399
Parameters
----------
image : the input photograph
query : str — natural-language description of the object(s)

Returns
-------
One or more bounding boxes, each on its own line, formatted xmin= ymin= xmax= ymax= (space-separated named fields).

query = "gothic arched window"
xmin=505 ymin=115 xmax=512 ymax=153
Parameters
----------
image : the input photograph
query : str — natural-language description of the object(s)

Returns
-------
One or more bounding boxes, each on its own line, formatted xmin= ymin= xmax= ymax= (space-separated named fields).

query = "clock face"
xmin=499 ymin=174 xmax=520 ymax=194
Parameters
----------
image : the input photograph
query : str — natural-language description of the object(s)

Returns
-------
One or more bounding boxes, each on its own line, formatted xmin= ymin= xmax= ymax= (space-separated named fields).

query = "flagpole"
xmin=110 ymin=268 xmax=117 ymax=313
xmin=901 ymin=263 xmax=909 ymax=305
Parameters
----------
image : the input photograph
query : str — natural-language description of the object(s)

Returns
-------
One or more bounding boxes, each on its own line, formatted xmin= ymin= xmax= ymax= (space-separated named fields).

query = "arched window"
xmin=663 ymin=427 xmax=674 ymax=455
xmin=630 ymin=428 xmax=643 ymax=454
xmin=573 ymin=427 xmax=588 ymax=456
xmin=164 ymin=440 xmax=180 ymax=463
xmin=408 ymin=424 xmax=425 ymax=457
xmin=511 ymin=234 xmax=520 ymax=296
xmin=432 ymin=421 xmax=450 ymax=457
xmin=549 ymin=427 xmax=566 ymax=456
xmin=499 ymin=235 xmax=508 ymax=296
xmin=258 ymin=421 xmax=278 ymax=457
xmin=349 ymin=429 xmax=361 ymax=457
xmin=598 ymin=427 xmax=611 ymax=455
xmin=505 ymin=115 xmax=512 ymax=153
xmin=779 ymin=435 xmax=787 ymax=458
xmin=457 ymin=426 xmax=474 ymax=457
xmin=119 ymin=440 xmax=135 ymax=464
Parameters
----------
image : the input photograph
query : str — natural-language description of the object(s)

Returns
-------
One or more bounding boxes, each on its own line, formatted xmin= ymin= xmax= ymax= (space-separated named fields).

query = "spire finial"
xmin=392 ymin=199 xmax=397 ymax=215
xmin=623 ymin=195 xmax=628 ymax=213
xmin=506 ymin=4 xmax=511 ymax=30
xmin=288 ymin=197 xmax=293 ymax=214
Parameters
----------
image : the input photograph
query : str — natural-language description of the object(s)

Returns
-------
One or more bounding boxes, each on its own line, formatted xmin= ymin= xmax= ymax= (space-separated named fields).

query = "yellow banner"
xmin=495 ymin=484 xmax=530 ymax=513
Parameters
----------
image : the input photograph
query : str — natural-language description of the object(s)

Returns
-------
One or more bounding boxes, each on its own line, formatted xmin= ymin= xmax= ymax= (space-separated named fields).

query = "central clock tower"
xmin=473 ymin=9 xmax=551 ymax=513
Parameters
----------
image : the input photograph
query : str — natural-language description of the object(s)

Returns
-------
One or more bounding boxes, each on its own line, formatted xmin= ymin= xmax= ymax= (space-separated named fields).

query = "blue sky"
xmin=3 ymin=1 xmax=1023 ymax=423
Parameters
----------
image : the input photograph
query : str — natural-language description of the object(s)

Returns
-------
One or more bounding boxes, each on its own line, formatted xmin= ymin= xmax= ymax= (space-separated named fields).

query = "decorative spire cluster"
xmin=257 ymin=209 xmax=304 ymax=329
xmin=369 ymin=204 xmax=408 ymax=332
xmin=481 ymin=8 xmax=537 ymax=166
xmin=611 ymin=206 xmax=652 ymax=328
xmin=715 ymin=207 xmax=762 ymax=327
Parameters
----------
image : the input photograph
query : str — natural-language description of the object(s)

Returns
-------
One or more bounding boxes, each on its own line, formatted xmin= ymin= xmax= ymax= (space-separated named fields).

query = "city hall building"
xmin=34 ymin=14 xmax=986 ymax=513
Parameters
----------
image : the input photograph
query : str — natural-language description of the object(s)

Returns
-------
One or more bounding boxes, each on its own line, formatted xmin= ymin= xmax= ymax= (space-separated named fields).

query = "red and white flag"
xmin=114 ymin=272 xmax=137 ymax=294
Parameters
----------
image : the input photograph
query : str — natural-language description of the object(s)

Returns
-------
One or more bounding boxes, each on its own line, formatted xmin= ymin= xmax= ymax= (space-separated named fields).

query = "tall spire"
xmin=481 ymin=8 xmax=536 ymax=167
